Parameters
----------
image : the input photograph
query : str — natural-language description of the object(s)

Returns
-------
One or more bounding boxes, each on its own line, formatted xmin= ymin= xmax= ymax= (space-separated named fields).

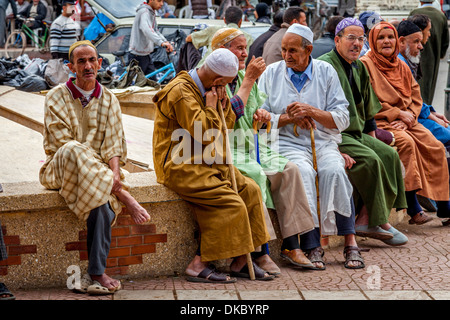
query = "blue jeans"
xmin=86 ymin=202 xmax=115 ymax=275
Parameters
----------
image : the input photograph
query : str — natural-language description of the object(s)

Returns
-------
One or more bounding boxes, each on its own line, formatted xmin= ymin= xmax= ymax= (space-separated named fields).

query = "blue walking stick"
xmin=252 ymin=119 xmax=272 ymax=255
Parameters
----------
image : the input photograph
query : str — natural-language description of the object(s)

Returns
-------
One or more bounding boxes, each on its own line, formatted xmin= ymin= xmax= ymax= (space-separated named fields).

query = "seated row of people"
xmin=152 ymin=14 xmax=450 ymax=283
xmin=31 ymin=8 xmax=450 ymax=295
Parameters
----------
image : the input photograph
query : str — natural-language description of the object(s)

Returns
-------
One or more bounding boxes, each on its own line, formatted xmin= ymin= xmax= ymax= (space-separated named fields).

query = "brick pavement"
xmin=7 ymin=214 xmax=450 ymax=301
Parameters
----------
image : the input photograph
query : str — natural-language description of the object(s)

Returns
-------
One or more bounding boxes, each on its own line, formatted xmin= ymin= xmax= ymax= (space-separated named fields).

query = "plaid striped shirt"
xmin=230 ymin=95 xmax=244 ymax=121
xmin=229 ymin=76 xmax=244 ymax=121
xmin=39 ymin=81 xmax=128 ymax=221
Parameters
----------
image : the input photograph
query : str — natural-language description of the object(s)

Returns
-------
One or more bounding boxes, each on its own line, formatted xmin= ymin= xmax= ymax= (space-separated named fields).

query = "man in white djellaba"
xmin=258 ymin=23 xmax=366 ymax=270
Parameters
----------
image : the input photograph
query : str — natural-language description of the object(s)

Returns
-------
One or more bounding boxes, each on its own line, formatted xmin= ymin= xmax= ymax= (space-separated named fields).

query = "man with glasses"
xmin=317 ymin=18 xmax=408 ymax=246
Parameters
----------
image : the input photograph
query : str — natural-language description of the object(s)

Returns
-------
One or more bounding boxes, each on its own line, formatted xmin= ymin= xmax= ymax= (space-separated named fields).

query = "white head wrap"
xmin=204 ymin=48 xmax=239 ymax=78
xmin=285 ymin=23 xmax=314 ymax=44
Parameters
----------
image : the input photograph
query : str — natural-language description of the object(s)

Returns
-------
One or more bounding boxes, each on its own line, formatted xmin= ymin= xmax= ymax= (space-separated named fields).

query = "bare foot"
xmin=254 ymin=254 xmax=281 ymax=275
xmin=230 ymin=255 xmax=274 ymax=280
xmin=114 ymin=189 xmax=150 ymax=224
xmin=185 ymin=255 xmax=234 ymax=281
xmin=90 ymin=273 xmax=121 ymax=291
xmin=185 ymin=255 xmax=209 ymax=277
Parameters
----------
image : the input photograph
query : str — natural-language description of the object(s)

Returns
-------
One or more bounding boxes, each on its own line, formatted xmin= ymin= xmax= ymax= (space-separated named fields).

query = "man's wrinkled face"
xmin=401 ymin=31 xmax=423 ymax=63
xmin=281 ymin=33 xmax=312 ymax=72
xmin=226 ymin=35 xmax=248 ymax=70
xmin=335 ymin=26 xmax=365 ymax=63
xmin=211 ymin=75 xmax=236 ymax=88
xmin=68 ymin=46 xmax=102 ymax=87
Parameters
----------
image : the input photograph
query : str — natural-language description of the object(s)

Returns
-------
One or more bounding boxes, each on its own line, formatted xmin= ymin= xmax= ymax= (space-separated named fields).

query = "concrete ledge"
xmin=0 ymin=171 xmax=199 ymax=289
xmin=0 ymin=172 xmax=181 ymax=213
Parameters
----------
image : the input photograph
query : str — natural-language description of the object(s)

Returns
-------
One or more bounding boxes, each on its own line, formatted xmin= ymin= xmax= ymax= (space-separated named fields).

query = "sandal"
xmin=230 ymin=261 xmax=275 ymax=281
xmin=409 ymin=211 xmax=433 ymax=225
xmin=72 ymin=273 xmax=92 ymax=294
xmin=304 ymin=247 xmax=326 ymax=270
xmin=186 ymin=264 xmax=237 ymax=283
xmin=0 ymin=282 xmax=15 ymax=300
xmin=343 ymin=246 xmax=367 ymax=270
xmin=87 ymin=280 xmax=122 ymax=295
xmin=254 ymin=254 xmax=282 ymax=276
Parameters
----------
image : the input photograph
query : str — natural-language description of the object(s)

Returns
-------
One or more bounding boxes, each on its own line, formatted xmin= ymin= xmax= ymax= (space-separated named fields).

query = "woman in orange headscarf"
xmin=360 ymin=21 xmax=450 ymax=225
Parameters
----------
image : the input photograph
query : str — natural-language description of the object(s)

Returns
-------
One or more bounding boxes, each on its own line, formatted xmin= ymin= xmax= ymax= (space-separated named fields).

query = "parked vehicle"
xmin=85 ymin=0 xmax=271 ymax=64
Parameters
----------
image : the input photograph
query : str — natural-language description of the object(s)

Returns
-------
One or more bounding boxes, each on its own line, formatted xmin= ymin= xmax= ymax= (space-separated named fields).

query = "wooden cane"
xmin=310 ymin=126 xmax=321 ymax=235
xmin=217 ymin=102 xmax=256 ymax=281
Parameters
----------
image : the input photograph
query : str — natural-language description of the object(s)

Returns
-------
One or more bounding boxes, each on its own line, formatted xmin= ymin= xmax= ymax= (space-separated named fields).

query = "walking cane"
xmin=309 ymin=126 xmax=321 ymax=235
xmin=217 ymin=101 xmax=256 ymax=281
xmin=294 ymin=123 xmax=320 ymax=234
xmin=253 ymin=120 xmax=271 ymax=256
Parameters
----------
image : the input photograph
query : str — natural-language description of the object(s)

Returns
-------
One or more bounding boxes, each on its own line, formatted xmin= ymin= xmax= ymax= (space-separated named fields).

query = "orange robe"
xmin=360 ymin=21 xmax=449 ymax=201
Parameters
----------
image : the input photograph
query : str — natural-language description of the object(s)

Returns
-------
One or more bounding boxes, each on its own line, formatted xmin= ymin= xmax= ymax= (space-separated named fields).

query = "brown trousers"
xmin=267 ymin=161 xmax=315 ymax=239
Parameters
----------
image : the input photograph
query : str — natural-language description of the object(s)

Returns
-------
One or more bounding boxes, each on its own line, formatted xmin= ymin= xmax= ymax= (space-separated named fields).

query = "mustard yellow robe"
xmin=152 ymin=71 xmax=270 ymax=262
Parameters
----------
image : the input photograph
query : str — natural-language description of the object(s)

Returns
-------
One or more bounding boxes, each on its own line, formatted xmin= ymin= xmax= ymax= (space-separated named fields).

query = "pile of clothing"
xmin=0 ymin=28 xmax=187 ymax=93
xmin=0 ymin=55 xmax=50 ymax=92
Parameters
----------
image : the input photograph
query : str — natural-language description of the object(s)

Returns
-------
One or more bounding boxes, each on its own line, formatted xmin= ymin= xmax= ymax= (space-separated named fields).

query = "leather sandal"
xmin=304 ymin=247 xmax=326 ymax=270
xmin=230 ymin=261 xmax=275 ymax=281
xmin=254 ymin=254 xmax=281 ymax=276
xmin=343 ymin=246 xmax=367 ymax=270
xmin=186 ymin=264 xmax=237 ymax=283
xmin=280 ymin=249 xmax=315 ymax=269
xmin=409 ymin=211 xmax=433 ymax=225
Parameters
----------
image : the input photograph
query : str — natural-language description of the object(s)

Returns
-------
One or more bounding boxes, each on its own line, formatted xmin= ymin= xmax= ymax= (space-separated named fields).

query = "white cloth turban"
xmin=204 ymin=48 xmax=239 ymax=78
xmin=285 ymin=23 xmax=314 ymax=44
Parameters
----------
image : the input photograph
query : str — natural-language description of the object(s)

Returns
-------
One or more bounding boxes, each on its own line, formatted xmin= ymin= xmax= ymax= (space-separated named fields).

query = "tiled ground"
xmin=9 ymin=217 xmax=450 ymax=300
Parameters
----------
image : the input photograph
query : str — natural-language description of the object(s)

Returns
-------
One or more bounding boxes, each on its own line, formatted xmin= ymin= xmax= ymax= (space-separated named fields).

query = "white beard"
xmin=405 ymin=45 xmax=421 ymax=64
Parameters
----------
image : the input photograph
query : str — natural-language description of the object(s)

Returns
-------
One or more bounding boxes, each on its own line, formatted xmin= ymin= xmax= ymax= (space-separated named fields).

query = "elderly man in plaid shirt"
xmin=39 ymin=41 xmax=150 ymax=295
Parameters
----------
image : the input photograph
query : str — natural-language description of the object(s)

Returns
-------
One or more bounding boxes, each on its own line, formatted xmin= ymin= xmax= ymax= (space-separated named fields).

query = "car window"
xmin=88 ymin=0 xmax=143 ymax=18
xmin=159 ymin=26 xmax=193 ymax=37
xmin=96 ymin=27 xmax=131 ymax=56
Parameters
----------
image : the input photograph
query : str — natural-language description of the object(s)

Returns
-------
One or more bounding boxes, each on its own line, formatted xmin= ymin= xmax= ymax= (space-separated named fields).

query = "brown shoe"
xmin=280 ymin=249 xmax=315 ymax=269
xmin=409 ymin=211 xmax=433 ymax=225
xmin=254 ymin=254 xmax=281 ymax=276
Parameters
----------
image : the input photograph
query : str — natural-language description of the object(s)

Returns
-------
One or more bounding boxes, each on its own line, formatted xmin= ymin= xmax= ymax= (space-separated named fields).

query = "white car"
xmin=85 ymin=0 xmax=271 ymax=64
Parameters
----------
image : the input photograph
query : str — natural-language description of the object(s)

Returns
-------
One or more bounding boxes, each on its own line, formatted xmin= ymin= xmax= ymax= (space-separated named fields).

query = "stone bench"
xmin=0 ymin=170 xmax=407 ymax=289
xmin=0 ymin=171 xmax=200 ymax=289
